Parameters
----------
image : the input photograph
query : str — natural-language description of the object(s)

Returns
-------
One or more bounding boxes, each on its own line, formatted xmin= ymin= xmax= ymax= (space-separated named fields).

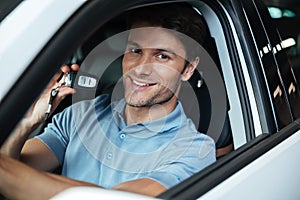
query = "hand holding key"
xmin=25 ymin=64 xmax=80 ymax=127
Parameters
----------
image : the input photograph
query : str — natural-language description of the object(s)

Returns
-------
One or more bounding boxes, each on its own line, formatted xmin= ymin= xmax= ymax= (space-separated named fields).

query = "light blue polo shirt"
xmin=36 ymin=94 xmax=216 ymax=189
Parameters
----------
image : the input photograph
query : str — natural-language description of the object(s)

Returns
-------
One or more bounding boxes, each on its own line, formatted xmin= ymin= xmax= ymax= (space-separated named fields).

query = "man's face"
xmin=122 ymin=22 xmax=188 ymax=108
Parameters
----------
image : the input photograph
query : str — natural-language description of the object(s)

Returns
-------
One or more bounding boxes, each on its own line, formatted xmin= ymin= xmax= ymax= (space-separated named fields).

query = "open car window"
xmin=2 ymin=0 xmax=300 ymax=199
xmin=1 ymin=0 xmax=244 ymax=187
xmin=30 ymin=2 xmax=237 ymax=161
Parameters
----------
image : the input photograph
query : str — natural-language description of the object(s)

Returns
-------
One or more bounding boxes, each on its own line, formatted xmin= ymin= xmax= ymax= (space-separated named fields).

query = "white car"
xmin=1 ymin=0 xmax=300 ymax=199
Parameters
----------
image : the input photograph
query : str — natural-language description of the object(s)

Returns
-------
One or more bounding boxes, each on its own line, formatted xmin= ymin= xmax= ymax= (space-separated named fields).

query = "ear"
xmin=181 ymin=56 xmax=199 ymax=81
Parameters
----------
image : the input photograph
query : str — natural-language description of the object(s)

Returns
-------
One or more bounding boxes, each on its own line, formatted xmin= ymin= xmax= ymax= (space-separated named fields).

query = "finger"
xmin=56 ymin=72 xmax=64 ymax=83
xmin=70 ymin=64 xmax=80 ymax=71
xmin=51 ymin=65 xmax=69 ymax=83
xmin=51 ymin=87 xmax=76 ymax=109
xmin=61 ymin=65 xmax=72 ymax=73
xmin=58 ymin=87 xmax=76 ymax=97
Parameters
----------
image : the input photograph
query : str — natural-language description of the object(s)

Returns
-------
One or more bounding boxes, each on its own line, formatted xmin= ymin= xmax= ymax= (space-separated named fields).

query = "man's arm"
xmin=0 ymin=65 xmax=78 ymax=169
xmin=0 ymin=154 xmax=166 ymax=200
xmin=0 ymin=118 xmax=40 ymax=159
xmin=0 ymin=120 xmax=60 ymax=171
xmin=20 ymin=138 xmax=60 ymax=171
xmin=113 ymin=178 xmax=166 ymax=197
xmin=0 ymin=154 xmax=99 ymax=200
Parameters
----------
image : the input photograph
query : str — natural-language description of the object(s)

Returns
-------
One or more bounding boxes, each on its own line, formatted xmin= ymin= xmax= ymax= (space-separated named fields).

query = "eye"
xmin=157 ymin=54 xmax=169 ymax=60
xmin=130 ymin=48 xmax=142 ymax=54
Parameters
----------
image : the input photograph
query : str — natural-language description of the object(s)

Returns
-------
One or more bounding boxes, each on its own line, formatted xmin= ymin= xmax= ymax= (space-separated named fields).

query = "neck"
xmin=124 ymin=96 xmax=178 ymax=125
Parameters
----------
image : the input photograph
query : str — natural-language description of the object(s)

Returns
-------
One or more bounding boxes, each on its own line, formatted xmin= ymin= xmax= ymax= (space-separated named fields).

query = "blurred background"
xmin=263 ymin=0 xmax=300 ymax=81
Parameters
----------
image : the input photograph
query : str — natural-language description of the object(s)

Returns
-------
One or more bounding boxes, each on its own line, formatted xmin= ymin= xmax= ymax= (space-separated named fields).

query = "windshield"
xmin=0 ymin=0 xmax=23 ymax=22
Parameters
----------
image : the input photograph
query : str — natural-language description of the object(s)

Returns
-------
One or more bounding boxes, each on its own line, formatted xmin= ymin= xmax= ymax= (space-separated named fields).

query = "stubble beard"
xmin=126 ymin=86 xmax=176 ymax=108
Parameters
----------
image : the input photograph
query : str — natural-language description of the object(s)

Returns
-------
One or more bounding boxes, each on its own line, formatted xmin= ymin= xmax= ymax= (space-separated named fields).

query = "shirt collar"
xmin=112 ymin=99 xmax=187 ymax=138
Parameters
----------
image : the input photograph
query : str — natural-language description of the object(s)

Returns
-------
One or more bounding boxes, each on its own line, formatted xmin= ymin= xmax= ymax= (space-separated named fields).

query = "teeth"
xmin=133 ymin=80 xmax=150 ymax=86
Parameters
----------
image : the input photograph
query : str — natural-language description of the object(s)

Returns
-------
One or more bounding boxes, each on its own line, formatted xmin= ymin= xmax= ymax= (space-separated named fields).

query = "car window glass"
xmin=263 ymin=1 xmax=300 ymax=119
xmin=242 ymin=0 xmax=293 ymax=130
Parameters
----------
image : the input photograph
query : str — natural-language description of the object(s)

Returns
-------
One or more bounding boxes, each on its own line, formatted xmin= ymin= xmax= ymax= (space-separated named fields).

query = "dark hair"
xmin=126 ymin=3 xmax=208 ymax=61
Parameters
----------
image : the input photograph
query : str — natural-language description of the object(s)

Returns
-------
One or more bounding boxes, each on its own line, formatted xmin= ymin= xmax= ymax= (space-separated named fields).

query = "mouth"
xmin=132 ymin=79 xmax=157 ymax=87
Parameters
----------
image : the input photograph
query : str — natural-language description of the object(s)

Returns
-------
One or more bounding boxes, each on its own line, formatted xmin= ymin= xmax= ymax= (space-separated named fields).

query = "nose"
xmin=133 ymin=53 xmax=153 ymax=76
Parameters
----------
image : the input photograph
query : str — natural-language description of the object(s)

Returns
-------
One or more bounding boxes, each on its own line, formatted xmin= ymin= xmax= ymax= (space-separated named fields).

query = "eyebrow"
xmin=126 ymin=41 xmax=140 ymax=47
xmin=126 ymin=41 xmax=177 ymax=56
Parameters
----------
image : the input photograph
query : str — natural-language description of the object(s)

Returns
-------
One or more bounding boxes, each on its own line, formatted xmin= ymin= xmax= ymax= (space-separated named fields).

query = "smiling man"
xmin=0 ymin=3 xmax=216 ymax=199
xmin=122 ymin=25 xmax=199 ymax=123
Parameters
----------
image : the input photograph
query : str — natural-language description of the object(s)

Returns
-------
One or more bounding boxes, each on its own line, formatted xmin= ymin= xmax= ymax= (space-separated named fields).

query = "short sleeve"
xmin=35 ymin=94 xmax=111 ymax=164
xmin=35 ymin=107 xmax=74 ymax=164
xmin=145 ymin=134 xmax=216 ymax=189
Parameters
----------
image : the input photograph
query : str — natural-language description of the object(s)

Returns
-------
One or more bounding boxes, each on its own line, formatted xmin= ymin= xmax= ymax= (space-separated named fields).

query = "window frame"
xmin=1 ymin=0 xmax=299 ymax=199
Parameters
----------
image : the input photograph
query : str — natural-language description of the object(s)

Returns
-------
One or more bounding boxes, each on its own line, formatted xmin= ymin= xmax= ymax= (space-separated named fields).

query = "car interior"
xmin=41 ymin=2 xmax=236 ymax=161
